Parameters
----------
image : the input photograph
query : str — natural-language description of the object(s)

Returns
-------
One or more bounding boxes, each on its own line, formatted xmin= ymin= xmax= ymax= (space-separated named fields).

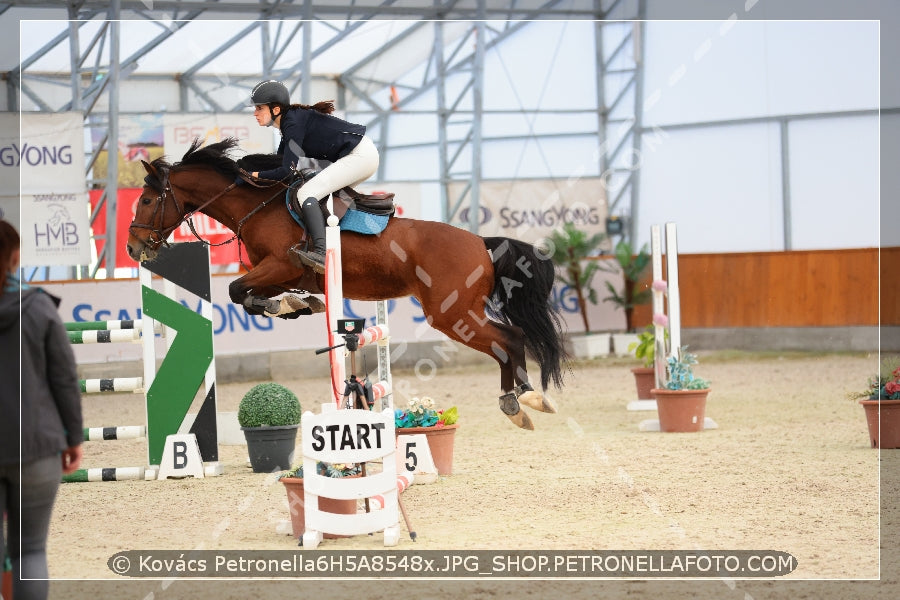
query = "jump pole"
xmin=638 ymin=223 xmax=717 ymax=431
xmin=314 ymin=197 xmax=408 ymax=542
xmin=64 ymin=242 xmax=221 ymax=481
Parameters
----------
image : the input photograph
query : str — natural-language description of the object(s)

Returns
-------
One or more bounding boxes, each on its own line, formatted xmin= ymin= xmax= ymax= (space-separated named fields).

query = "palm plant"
xmin=600 ymin=239 xmax=652 ymax=332
xmin=547 ymin=222 xmax=608 ymax=334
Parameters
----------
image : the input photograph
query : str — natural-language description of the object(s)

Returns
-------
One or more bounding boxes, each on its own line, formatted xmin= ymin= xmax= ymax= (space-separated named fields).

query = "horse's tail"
xmin=482 ymin=237 xmax=567 ymax=390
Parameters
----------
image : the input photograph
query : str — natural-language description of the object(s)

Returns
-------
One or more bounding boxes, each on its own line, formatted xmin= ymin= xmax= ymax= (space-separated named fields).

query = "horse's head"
xmin=126 ymin=158 xmax=184 ymax=262
xmin=126 ymin=138 xmax=244 ymax=262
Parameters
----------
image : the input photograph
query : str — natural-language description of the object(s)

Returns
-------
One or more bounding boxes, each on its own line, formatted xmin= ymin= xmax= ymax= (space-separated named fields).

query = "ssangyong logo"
xmin=0 ymin=143 xmax=73 ymax=167
xmin=457 ymin=205 xmax=493 ymax=226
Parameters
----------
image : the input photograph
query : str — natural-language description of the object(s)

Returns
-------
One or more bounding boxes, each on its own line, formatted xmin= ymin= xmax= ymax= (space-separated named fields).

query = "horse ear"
xmin=141 ymin=160 xmax=156 ymax=177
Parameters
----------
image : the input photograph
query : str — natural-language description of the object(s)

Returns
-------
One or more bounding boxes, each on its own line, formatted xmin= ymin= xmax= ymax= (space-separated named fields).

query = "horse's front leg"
xmin=228 ymin=262 xmax=323 ymax=318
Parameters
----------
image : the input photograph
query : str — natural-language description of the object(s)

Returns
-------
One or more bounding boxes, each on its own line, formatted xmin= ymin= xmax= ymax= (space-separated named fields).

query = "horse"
xmin=125 ymin=138 xmax=567 ymax=430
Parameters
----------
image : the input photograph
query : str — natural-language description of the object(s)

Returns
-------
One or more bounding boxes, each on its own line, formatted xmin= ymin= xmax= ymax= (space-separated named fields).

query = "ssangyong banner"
xmin=42 ymin=269 xmax=619 ymax=366
xmin=19 ymin=112 xmax=86 ymax=194
xmin=41 ymin=276 xmax=448 ymax=365
xmin=447 ymin=178 xmax=608 ymax=247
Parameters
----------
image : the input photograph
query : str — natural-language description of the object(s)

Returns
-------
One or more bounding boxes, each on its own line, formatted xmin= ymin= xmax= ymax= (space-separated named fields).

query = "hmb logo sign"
xmin=33 ymin=200 xmax=80 ymax=250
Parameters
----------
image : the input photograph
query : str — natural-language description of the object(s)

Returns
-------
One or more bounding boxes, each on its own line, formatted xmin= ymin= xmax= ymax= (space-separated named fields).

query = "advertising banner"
xmin=447 ymin=178 xmax=608 ymax=246
xmin=163 ymin=113 xmax=275 ymax=160
xmin=42 ymin=269 xmax=621 ymax=366
xmin=20 ymin=192 xmax=92 ymax=265
xmin=19 ymin=112 xmax=86 ymax=194
xmin=16 ymin=113 xmax=92 ymax=265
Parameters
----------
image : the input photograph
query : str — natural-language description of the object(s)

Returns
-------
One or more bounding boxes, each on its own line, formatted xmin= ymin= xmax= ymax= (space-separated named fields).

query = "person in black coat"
xmin=247 ymin=80 xmax=379 ymax=274
xmin=0 ymin=219 xmax=83 ymax=600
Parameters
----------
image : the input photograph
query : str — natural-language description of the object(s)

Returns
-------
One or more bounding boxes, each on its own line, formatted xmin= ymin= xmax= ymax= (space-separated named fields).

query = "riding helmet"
xmin=250 ymin=80 xmax=290 ymax=106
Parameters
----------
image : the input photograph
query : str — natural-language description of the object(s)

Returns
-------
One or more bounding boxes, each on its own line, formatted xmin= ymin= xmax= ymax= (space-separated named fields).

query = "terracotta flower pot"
xmin=651 ymin=388 xmax=710 ymax=432
xmin=280 ymin=476 xmax=358 ymax=539
xmin=396 ymin=424 xmax=459 ymax=475
xmin=858 ymin=399 xmax=900 ymax=449
xmin=631 ymin=367 xmax=655 ymax=400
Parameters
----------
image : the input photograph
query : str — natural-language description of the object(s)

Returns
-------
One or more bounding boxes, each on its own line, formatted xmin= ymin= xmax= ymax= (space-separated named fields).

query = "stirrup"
xmin=296 ymin=249 xmax=326 ymax=274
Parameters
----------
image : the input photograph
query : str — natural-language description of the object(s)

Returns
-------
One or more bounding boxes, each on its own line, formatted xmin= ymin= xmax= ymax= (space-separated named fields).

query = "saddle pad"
xmin=285 ymin=196 xmax=389 ymax=235
xmin=338 ymin=209 xmax=390 ymax=235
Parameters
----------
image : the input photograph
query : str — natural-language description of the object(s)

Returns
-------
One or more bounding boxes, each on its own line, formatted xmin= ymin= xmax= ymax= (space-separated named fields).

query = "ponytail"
xmin=289 ymin=100 xmax=335 ymax=115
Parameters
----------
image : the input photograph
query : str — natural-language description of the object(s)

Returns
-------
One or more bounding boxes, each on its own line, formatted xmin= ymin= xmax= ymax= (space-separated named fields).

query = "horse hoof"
xmin=282 ymin=294 xmax=309 ymax=312
xmin=499 ymin=392 xmax=535 ymax=430
xmin=518 ymin=390 xmax=557 ymax=414
xmin=505 ymin=410 xmax=534 ymax=430
xmin=304 ymin=296 xmax=326 ymax=314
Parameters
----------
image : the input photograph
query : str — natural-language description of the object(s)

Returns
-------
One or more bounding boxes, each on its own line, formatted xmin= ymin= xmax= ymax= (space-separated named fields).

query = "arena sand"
xmin=41 ymin=352 xmax=900 ymax=599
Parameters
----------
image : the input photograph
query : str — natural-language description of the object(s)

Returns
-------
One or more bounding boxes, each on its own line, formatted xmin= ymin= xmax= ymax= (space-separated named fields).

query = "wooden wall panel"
xmin=605 ymin=248 xmax=895 ymax=329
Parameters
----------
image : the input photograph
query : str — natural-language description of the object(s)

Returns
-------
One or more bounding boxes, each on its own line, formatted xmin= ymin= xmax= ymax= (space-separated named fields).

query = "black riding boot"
xmin=294 ymin=197 xmax=327 ymax=274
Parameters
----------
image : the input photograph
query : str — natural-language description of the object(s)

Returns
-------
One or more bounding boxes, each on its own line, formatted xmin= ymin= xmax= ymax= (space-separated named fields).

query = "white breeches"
xmin=295 ymin=135 xmax=379 ymax=201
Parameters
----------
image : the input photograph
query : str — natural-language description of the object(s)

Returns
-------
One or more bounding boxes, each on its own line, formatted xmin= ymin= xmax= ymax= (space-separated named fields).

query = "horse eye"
xmin=142 ymin=197 xmax=152 ymax=205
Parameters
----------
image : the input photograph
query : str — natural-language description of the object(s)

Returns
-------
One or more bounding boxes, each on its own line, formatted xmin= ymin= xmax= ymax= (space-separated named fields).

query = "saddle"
xmin=324 ymin=176 xmax=395 ymax=220
xmin=236 ymin=155 xmax=395 ymax=221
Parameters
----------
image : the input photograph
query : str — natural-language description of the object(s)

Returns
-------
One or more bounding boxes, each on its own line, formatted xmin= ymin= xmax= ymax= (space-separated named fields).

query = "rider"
xmin=248 ymin=80 xmax=379 ymax=274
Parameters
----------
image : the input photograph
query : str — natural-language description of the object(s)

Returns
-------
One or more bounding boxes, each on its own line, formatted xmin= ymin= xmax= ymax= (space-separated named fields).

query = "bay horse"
xmin=125 ymin=139 xmax=567 ymax=430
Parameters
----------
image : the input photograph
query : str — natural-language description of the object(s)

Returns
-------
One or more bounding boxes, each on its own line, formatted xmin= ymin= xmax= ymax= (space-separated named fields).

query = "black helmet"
xmin=250 ymin=80 xmax=290 ymax=106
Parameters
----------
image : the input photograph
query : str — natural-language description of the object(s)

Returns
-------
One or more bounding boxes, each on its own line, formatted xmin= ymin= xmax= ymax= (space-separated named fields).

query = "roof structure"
xmin=4 ymin=0 xmax=646 ymax=274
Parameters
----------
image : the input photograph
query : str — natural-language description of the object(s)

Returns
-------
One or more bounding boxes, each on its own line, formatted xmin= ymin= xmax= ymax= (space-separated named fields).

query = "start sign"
xmin=310 ymin=422 xmax=387 ymax=452
xmin=301 ymin=405 xmax=395 ymax=464
xmin=300 ymin=405 xmax=400 ymax=547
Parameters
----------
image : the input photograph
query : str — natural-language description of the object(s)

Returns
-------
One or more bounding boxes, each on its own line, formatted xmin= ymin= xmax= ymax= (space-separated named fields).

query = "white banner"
xmin=20 ymin=112 xmax=86 ymax=194
xmin=20 ymin=192 xmax=92 ymax=266
xmin=42 ymin=275 xmax=446 ymax=365
xmin=163 ymin=113 xmax=275 ymax=160
xmin=42 ymin=267 xmax=622 ymax=366
xmin=447 ymin=178 xmax=608 ymax=245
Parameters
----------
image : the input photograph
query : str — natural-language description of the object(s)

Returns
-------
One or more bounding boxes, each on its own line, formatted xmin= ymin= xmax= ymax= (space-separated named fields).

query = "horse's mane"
xmin=145 ymin=138 xmax=242 ymax=191
xmin=144 ymin=137 xmax=288 ymax=193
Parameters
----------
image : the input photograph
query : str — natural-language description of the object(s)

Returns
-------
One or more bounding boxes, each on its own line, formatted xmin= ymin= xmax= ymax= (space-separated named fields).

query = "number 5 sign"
xmin=395 ymin=434 xmax=438 ymax=485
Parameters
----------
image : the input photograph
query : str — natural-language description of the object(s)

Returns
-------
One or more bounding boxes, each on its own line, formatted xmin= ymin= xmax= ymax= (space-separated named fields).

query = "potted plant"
xmin=851 ymin=357 xmax=900 ymax=449
xmin=279 ymin=461 xmax=362 ymax=540
xmin=601 ymin=239 xmax=651 ymax=354
xmin=547 ymin=222 xmax=610 ymax=358
xmin=651 ymin=347 xmax=711 ymax=432
xmin=238 ymin=382 xmax=301 ymax=473
xmin=394 ymin=396 xmax=459 ymax=475
xmin=627 ymin=325 xmax=659 ymax=401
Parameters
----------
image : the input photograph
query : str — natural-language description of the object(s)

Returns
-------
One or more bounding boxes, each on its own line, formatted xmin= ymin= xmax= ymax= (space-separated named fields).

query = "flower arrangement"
xmin=279 ymin=461 xmax=362 ymax=480
xmin=663 ymin=347 xmax=710 ymax=390
xmin=850 ymin=358 xmax=900 ymax=401
xmin=394 ymin=396 xmax=459 ymax=429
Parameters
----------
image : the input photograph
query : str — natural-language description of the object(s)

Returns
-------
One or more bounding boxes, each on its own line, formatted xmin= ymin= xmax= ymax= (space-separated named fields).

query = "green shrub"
xmin=238 ymin=383 xmax=301 ymax=427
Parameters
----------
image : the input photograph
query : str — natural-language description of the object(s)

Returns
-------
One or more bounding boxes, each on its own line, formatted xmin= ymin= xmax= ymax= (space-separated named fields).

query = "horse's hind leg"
xmin=429 ymin=307 xmax=543 ymax=430
xmin=491 ymin=321 xmax=557 ymax=415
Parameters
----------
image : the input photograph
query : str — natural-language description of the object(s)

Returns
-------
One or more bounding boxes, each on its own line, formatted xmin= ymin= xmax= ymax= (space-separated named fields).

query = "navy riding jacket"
xmin=257 ymin=107 xmax=366 ymax=181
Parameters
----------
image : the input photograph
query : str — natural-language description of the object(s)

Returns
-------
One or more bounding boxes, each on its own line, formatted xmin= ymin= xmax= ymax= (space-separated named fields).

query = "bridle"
xmin=128 ymin=167 xmax=287 ymax=253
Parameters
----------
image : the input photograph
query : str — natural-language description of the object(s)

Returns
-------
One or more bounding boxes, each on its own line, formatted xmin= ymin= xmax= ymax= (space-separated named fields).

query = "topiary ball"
xmin=238 ymin=382 xmax=301 ymax=428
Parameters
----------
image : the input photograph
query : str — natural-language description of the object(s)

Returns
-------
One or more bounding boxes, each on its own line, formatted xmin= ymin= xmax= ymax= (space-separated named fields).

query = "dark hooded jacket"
xmin=0 ymin=286 xmax=82 ymax=466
